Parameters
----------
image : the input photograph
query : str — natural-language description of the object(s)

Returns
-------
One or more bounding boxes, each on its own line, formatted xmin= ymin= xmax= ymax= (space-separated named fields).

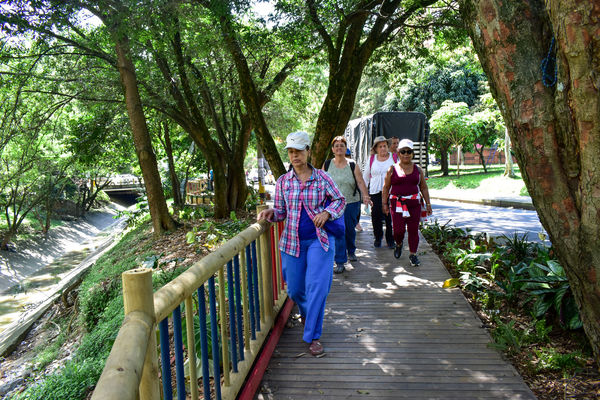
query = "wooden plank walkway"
xmin=256 ymin=217 xmax=536 ymax=399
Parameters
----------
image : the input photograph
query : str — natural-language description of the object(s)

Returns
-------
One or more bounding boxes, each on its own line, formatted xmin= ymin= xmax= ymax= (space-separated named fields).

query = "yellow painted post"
xmin=256 ymin=206 xmax=273 ymax=322
xmin=122 ymin=268 xmax=160 ymax=400
xmin=184 ymin=297 xmax=198 ymax=400
xmin=274 ymin=222 xmax=283 ymax=297
xmin=240 ymin=250 xmax=250 ymax=350
xmin=218 ymin=266 xmax=230 ymax=386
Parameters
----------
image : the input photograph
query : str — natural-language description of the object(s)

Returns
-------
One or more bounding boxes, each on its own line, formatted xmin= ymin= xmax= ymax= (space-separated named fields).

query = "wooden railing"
xmin=92 ymin=206 xmax=286 ymax=400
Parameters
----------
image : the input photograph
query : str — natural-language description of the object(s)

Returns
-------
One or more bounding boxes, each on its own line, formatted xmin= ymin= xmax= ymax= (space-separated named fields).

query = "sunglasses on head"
xmin=399 ymin=149 xmax=413 ymax=155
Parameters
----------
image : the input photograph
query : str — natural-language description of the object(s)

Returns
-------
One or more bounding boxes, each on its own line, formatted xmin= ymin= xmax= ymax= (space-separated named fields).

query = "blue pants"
xmin=334 ymin=201 xmax=361 ymax=264
xmin=281 ymin=237 xmax=334 ymax=343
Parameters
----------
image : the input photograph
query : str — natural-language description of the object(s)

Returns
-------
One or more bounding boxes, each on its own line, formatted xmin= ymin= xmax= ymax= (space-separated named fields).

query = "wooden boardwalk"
xmin=257 ymin=218 xmax=537 ymax=399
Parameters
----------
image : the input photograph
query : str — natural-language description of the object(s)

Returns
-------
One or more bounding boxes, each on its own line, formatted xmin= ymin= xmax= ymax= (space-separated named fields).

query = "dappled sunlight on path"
xmin=257 ymin=216 xmax=536 ymax=399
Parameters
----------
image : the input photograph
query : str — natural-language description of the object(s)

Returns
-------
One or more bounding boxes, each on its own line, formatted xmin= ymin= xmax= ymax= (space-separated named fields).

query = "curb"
xmin=237 ymin=298 xmax=294 ymax=400
xmin=430 ymin=196 xmax=535 ymax=211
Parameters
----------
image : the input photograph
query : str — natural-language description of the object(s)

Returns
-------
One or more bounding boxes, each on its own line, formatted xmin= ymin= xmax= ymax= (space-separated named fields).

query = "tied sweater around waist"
xmin=389 ymin=164 xmax=421 ymax=217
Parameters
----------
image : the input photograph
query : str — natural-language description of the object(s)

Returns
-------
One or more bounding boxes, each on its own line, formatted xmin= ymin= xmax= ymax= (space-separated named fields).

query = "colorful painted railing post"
xmin=257 ymin=205 xmax=274 ymax=322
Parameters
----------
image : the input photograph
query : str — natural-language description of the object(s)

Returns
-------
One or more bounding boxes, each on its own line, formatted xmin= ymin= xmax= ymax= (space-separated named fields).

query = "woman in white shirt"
xmin=362 ymin=136 xmax=397 ymax=248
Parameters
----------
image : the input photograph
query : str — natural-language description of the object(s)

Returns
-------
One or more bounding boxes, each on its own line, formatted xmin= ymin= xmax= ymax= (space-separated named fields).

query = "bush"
xmin=534 ymin=348 xmax=585 ymax=376
xmin=12 ymin=359 xmax=104 ymax=400
xmin=76 ymin=297 xmax=124 ymax=361
xmin=80 ymin=279 xmax=120 ymax=330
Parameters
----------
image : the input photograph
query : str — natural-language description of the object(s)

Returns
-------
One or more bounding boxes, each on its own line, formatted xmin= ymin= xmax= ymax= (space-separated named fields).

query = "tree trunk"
xmin=113 ymin=35 xmax=176 ymax=236
xmin=456 ymin=145 xmax=462 ymax=176
xmin=162 ymin=121 xmax=183 ymax=210
xmin=460 ymin=0 xmax=600 ymax=362
xmin=475 ymin=147 xmax=487 ymax=172
xmin=503 ymin=129 xmax=515 ymax=177
xmin=440 ymin=148 xmax=450 ymax=176
xmin=311 ymin=72 xmax=364 ymax=167
xmin=43 ymin=198 xmax=52 ymax=235
xmin=1 ymin=228 xmax=16 ymax=250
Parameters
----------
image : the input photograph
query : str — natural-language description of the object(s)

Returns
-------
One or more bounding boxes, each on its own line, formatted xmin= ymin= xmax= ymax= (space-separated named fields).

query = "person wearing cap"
xmin=322 ymin=136 xmax=370 ymax=273
xmin=382 ymin=138 xmax=432 ymax=266
xmin=362 ymin=136 xmax=397 ymax=248
xmin=257 ymin=131 xmax=345 ymax=356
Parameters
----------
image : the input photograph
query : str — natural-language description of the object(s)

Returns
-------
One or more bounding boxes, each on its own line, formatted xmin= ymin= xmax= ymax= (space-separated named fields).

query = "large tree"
xmin=280 ymin=0 xmax=444 ymax=166
xmin=460 ymin=0 xmax=600 ymax=361
xmin=1 ymin=2 xmax=179 ymax=233
xmin=387 ymin=59 xmax=483 ymax=174
xmin=1 ymin=1 xmax=295 ymax=218
xmin=466 ymin=93 xmax=505 ymax=172
xmin=429 ymin=100 xmax=472 ymax=176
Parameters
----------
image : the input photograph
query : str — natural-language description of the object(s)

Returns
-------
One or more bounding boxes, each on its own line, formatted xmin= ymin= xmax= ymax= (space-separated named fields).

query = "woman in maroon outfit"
xmin=382 ymin=139 xmax=432 ymax=266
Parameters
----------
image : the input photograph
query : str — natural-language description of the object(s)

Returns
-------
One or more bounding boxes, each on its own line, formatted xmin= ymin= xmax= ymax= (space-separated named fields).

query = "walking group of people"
xmin=257 ymin=130 xmax=432 ymax=356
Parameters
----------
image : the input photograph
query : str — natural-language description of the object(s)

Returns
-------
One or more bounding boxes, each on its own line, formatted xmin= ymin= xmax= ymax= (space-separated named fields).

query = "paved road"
xmin=430 ymin=199 xmax=546 ymax=243
xmin=258 ymin=182 xmax=547 ymax=243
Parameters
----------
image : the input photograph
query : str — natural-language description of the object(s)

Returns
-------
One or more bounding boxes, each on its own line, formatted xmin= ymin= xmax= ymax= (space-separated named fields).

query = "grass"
xmin=0 ymin=213 xmax=65 ymax=240
xmin=426 ymin=164 xmax=527 ymax=195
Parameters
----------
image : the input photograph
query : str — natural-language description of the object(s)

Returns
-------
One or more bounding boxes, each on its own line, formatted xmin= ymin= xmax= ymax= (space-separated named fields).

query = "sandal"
xmin=309 ymin=340 xmax=324 ymax=356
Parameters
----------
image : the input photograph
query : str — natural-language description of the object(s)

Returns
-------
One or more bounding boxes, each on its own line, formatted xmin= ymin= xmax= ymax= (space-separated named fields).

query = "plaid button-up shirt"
xmin=270 ymin=166 xmax=345 ymax=257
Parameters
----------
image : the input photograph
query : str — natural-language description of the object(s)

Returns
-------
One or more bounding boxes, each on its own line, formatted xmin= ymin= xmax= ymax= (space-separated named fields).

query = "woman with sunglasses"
xmin=382 ymin=139 xmax=432 ymax=266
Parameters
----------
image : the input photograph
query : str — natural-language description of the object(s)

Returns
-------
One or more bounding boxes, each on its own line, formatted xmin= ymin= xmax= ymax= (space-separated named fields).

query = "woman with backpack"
xmin=323 ymin=136 xmax=370 ymax=273
xmin=363 ymin=136 xmax=398 ymax=249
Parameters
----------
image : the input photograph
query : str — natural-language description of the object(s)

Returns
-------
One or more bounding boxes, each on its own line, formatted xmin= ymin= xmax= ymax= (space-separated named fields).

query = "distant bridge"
xmin=102 ymin=183 xmax=144 ymax=195
xmin=99 ymin=176 xmax=144 ymax=201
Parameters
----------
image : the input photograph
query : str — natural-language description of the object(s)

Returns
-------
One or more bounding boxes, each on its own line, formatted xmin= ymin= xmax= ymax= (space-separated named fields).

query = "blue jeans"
xmin=281 ymin=237 xmax=334 ymax=343
xmin=334 ymin=201 xmax=361 ymax=264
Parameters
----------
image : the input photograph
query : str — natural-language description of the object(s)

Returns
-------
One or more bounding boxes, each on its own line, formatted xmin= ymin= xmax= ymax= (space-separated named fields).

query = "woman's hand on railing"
xmin=257 ymin=208 xmax=275 ymax=221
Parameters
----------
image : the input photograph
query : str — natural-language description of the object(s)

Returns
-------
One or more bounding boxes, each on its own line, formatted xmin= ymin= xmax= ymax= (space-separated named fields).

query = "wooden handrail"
xmin=92 ymin=212 xmax=286 ymax=400
xmin=153 ymin=220 xmax=269 ymax=322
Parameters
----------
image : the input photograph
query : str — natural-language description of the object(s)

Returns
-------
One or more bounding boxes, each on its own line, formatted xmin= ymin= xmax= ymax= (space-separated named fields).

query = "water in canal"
xmin=0 ymin=207 xmax=128 ymax=337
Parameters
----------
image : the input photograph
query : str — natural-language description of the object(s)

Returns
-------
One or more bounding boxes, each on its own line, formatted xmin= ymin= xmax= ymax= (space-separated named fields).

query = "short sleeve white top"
xmin=363 ymin=153 xmax=395 ymax=195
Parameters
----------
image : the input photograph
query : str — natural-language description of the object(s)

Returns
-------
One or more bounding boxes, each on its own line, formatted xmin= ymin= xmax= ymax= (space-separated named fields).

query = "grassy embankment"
xmin=9 ymin=216 xmax=156 ymax=400
xmin=9 ymin=206 xmax=253 ymax=400
xmin=427 ymin=164 xmax=529 ymax=196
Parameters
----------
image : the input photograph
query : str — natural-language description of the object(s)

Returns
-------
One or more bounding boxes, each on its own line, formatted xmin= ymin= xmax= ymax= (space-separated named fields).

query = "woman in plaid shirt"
xmin=258 ymin=131 xmax=345 ymax=356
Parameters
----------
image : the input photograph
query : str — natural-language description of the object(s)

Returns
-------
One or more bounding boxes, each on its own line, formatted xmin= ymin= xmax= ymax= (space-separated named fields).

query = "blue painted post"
xmin=245 ymin=245 xmax=256 ymax=339
xmin=233 ymin=255 xmax=244 ymax=360
xmin=226 ymin=261 xmax=238 ymax=372
xmin=251 ymin=241 xmax=261 ymax=331
xmin=159 ymin=318 xmax=173 ymax=400
xmin=196 ymin=286 xmax=211 ymax=400
xmin=208 ymin=277 xmax=222 ymax=400
xmin=172 ymin=306 xmax=186 ymax=400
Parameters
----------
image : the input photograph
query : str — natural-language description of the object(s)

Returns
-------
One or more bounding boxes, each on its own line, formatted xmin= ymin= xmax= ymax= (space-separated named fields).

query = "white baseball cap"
xmin=398 ymin=138 xmax=414 ymax=150
xmin=285 ymin=131 xmax=311 ymax=150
